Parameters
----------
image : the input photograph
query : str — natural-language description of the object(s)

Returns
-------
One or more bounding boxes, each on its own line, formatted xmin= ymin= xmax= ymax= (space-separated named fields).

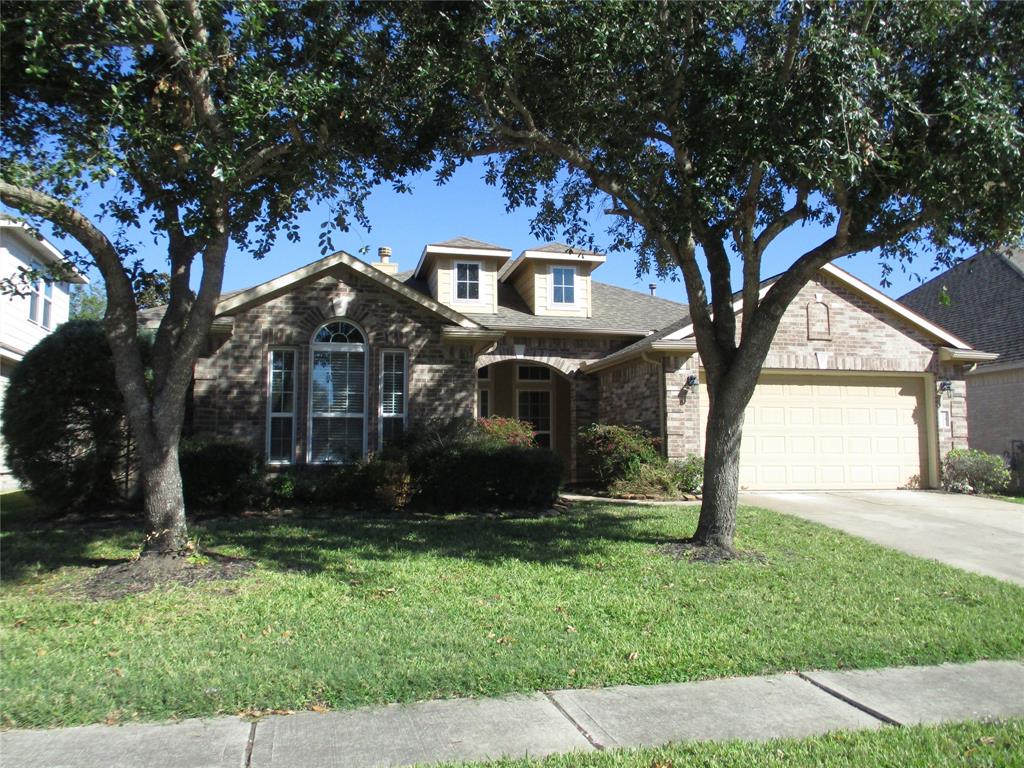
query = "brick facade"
xmin=191 ymin=265 xmax=476 ymax=461
xmin=964 ymin=365 xmax=1024 ymax=459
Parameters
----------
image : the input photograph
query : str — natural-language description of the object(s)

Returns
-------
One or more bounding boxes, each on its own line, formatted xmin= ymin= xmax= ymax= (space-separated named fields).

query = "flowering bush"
xmin=578 ymin=423 xmax=663 ymax=487
xmin=477 ymin=416 xmax=536 ymax=448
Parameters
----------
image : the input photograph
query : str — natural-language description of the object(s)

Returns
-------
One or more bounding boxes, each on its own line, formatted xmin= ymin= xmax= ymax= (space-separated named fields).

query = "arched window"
xmin=309 ymin=320 xmax=367 ymax=463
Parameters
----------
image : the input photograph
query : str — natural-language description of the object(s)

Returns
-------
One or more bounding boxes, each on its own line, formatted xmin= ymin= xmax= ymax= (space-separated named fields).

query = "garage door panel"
xmin=700 ymin=373 xmax=926 ymax=490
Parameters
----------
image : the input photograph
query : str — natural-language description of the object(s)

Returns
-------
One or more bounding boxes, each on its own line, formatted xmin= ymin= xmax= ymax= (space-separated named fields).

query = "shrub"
xmin=476 ymin=416 xmax=536 ymax=448
xmin=578 ymin=423 xmax=662 ymax=487
xmin=672 ymin=454 xmax=704 ymax=494
xmin=179 ymin=439 xmax=260 ymax=512
xmin=609 ymin=462 xmax=681 ymax=498
xmin=941 ymin=448 xmax=1010 ymax=494
xmin=1 ymin=320 xmax=137 ymax=512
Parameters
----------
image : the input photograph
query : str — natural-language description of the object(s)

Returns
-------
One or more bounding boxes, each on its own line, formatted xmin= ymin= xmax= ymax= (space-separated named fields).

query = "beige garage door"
xmin=700 ymin=373 xmax=927 ymax=490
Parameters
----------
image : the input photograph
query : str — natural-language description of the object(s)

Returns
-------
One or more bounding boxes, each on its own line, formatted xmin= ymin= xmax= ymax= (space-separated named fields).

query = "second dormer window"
xmin=552 ymin=266 xmax=575 ymax=304
xmin=455 ymin=262 xmax=480 ymax=300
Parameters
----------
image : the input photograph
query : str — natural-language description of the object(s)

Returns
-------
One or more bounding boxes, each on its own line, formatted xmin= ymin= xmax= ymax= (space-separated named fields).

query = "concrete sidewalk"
xmin=2 ymin=660 xmax=1022 ymax=768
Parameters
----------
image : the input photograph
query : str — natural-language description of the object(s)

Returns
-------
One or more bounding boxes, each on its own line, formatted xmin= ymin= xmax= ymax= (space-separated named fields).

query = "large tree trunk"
xmin=137 ymin=435 xmax=188 ymax=554
xmin=693 ymin=391 xmax=745 ymax=551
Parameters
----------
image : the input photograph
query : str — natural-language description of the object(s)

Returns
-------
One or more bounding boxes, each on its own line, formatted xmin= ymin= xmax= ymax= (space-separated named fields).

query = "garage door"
xmin=700 ymin=373 xmax=927 ymax=490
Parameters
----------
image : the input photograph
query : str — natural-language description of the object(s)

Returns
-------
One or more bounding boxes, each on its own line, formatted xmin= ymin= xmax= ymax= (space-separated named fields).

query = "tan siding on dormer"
xmin=512 ymin=261 xmax=537 ymax=313
xmin=432 ymin=256 xmax=499 ymax=314
xmin=530 ymin=263 xmax=592 ymax=319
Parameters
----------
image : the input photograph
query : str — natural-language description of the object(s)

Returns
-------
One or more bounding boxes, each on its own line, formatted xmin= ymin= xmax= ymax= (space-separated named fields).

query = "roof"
xmin=395 ymin=270 xmax=688 ymax=335
xmin=530 ymin=241 xmax=603 ymax=255
xmin=140 ymin=251 xmax=485 ymax=331
xmin=429 ymin=236 xmax=510 ymax=251
xmin=0 ymin=217 xmax=89 ymax=284
xmin=585 ymin=262 xmax=980 ymax=372
xmin=899 ymin=247 xmax=1024 ymax=367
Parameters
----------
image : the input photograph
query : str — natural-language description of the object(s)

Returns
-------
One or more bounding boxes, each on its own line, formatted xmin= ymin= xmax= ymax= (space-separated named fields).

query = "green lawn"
xmin=2 ymin=492 xmax=1023 ymax=729
xmin=438 ymin=720 xmax=1024 ymax=768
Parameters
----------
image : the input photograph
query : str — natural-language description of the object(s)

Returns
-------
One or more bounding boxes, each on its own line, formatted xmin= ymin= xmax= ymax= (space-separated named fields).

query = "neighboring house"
xmin=152 ymin=236 xmax=993 ymax=491
xmin=0 ymin=217 xmax=89 ymax=490
xmin=900 ymin=247 xmax=1024 ymax=467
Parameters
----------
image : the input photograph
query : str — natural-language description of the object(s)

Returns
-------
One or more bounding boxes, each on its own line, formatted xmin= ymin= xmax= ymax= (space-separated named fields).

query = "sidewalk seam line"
xmin=244 ymin=720 xmax=257 ymax=768
xmin=796 ymin=672 xmax=903 ymax=727
xmin=542 ymin=692 xmax=606 ymax=751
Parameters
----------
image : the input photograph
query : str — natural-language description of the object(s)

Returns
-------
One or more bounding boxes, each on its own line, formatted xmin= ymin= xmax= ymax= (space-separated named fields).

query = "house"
xmin=0 ymin=217 xmax=89 ymax=489
xmin=900 ymin=247 xmax=1023 ymax=468
xmin=167 ymin=237 xmax=993 ymax=491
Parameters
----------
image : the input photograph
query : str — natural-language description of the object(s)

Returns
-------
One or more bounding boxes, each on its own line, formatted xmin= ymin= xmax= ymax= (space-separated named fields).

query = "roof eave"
xmin=938 ymin=347 xmax=1000 ymax=364
xmin=582 ymin=338 xmax=698 ymax=374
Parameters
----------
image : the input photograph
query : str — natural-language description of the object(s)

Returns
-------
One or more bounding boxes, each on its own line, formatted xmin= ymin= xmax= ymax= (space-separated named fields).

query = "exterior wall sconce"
xmin=685 ymin=374 xmax=699 ymax=389
xmin=938 ymin=379 xmax=953 ymax=394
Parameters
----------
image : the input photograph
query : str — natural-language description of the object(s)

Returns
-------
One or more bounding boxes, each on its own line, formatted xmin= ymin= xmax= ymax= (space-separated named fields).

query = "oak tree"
xmin=433 ymin=0 xmax=1024 ymax=550
xmin=1 ymin=1 xmax=451 ymax=554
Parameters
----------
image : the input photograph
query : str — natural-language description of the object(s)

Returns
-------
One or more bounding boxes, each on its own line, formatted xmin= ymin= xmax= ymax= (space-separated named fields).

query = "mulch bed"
xmin=659 ymin=540 xmax=767 ymax=564
xmin=66 ymin=552 xmax=256 ymax=601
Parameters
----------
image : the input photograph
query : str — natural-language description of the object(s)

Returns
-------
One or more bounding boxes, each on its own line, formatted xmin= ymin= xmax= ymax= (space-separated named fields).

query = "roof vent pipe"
xmin=649 ymin=283 xmax=657 ymax=296
xmin=373 ymin=246 xmax=398 ymax=275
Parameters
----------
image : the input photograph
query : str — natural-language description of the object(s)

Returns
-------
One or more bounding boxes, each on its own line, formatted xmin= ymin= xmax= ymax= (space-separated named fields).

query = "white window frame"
xmin=378 ymin=348 xmax=409 ymax=448
xmin=517 ymin=364 xmax=551 ymax=382
xmin=265 ymin=347 xmax=298 ymax=465
xmin=515 ymin=382 xmax=555 ymax=450
xmin=28 ymin=260 xmax=54 ymax=329
xmin=307 ymin=319 xmax=368 ymax=464
xmin=453 ymin=260 xmax=482 ymax=303
xmin=550 ymin=265 xmax=577 ymax=306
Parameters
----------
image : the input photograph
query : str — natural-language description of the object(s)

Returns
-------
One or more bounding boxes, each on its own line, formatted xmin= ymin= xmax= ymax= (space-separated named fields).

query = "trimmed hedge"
xmin=578 ymin=423 xmax=663 ymax=487
xmin=179 ymin=439 xmax=260 ymax=512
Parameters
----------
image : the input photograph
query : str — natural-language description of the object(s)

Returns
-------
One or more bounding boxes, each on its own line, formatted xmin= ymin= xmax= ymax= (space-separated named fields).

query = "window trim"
xmin=28 ymin=260 xmax=54 ymax=329
xmin=515 ymin=382 xmax=555 ymax=449
xmin=378 ymin=348 xmax=409 ymax=449
xmin=307 ymin=318 xmax=369 ymax=464
xmin=477 ymin=384 xmax=491 ymax=418
xmin=452 ymin=260 xmax=483 ymax=304
xmin=550 ymin=265 xmax=577 ymax=307
xmin=265 ymin=347 xmax=298 ymax=465
xmin=517 ymin=364 xmax=552 ymax=382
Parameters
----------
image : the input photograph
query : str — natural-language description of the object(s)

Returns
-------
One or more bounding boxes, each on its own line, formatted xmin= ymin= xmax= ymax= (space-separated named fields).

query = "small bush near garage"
xmin=941 ymin=448 xmax=1011 ymax=494
xmin=179 ymin=439 xmax=261 ymax=512
xmin=672 ymin=454 xmax=705 ymax=494
xmin=578 ymin=424 xmax=663 ymax=487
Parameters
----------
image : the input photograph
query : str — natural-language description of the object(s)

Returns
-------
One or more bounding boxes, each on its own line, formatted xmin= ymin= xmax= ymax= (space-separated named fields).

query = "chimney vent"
xmin=649 ymin=283 xmax=657 ymax=296
xmin=373 ymin=246 xmax=398 ymax=275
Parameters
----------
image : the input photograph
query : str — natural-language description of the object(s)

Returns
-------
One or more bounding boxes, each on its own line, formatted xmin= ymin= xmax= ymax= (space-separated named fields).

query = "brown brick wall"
xmin=192 ymin=265 xmax=476 ymax=462
xmin=596 ymin=360 xmax=663 ymax=438
xmin=965 ymin=365 xmax=1024 ymax=458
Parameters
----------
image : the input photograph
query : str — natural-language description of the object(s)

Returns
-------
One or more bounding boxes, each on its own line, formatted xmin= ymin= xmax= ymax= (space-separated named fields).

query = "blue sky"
xmin=11 ymin=158 xmax=944 ymax=304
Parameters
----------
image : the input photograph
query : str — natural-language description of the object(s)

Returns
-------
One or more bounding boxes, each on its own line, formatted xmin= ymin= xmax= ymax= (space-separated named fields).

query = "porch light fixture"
xmin=938 ymin=379 xmax=953 ymax=394
xmin=685 ymin=374 xmax=699 ymax=389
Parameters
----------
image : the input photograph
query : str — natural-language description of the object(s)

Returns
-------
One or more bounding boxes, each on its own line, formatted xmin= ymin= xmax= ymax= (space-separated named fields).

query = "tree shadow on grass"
xmin=1 ymin=493 xmax=140 ymax=585
xmin=198 ymin=506 xmax=664 ymax=573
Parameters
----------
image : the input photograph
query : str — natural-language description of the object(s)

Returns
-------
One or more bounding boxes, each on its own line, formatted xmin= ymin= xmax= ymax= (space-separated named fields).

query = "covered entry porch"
xmin=475 ymin=358 xmax=578 ymax=478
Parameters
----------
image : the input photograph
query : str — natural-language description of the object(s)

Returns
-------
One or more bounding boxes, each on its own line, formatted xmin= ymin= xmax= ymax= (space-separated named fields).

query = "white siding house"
xmin=1 ymin=217 xmax=88 ymax=489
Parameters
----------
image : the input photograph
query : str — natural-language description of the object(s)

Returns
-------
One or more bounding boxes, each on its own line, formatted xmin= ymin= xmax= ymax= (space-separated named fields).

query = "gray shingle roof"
xmin=899 ymin=247 xmax=1024 ymax=366
xmin=395 ymin=271 xmax=687 ymax=334
xmin=430 ymin=236 xmax=509 ymax=251
xmin=529 ymin=241 xmax=602 ymax=255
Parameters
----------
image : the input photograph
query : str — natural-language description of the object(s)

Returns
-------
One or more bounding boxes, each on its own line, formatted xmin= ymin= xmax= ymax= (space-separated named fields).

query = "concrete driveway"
xmin=740 ymin=490 xmax=1024 ymax=585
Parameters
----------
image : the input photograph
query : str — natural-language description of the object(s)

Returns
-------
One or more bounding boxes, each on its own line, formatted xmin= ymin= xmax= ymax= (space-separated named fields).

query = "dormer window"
xmin=552 ymin=266 xmax=575 ymax=304
xmin=455 ymin=262 xmax=480 ymax=301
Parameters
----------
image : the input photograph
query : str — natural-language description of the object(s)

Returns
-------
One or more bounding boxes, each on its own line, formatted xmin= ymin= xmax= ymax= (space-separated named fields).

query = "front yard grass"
xmin=2 ymin=494 xmax=1023 ymax=728
xmin=441 ymin=720 xmax=1024 ymax=768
